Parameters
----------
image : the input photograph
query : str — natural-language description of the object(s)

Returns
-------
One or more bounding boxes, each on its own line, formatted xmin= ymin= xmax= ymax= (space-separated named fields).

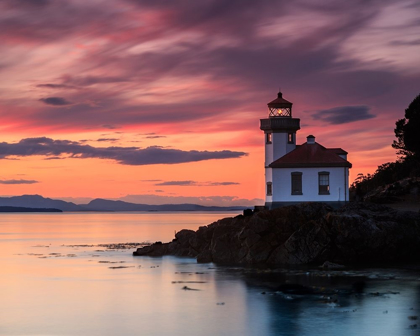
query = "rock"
xmin=321 ymin=261 xmax=345 ymax=269
xmin=182 ymin=286 xmax=199 ymax=291
xmin=133 ymin=202 xmax=420 ymax=265
xmin=132 ymin=242 xmax=169 ymax=256
xmin=275 ymin=283 xmax=315 ymax=295
xmin=364 ymin=177 xmax=420 ymax=205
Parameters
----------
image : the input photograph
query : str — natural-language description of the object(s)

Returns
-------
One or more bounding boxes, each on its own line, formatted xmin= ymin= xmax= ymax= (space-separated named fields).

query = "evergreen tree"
xmin=392 ymin=93 xmax=420 ymax=159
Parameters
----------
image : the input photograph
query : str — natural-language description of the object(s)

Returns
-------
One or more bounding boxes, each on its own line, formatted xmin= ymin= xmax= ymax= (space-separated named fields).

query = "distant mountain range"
xmin=0 ymin=195 xmax=246 ymax=212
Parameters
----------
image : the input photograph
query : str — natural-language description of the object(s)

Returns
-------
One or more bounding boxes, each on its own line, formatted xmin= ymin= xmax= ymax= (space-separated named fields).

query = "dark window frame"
xmin=288 ymin=133 xmax=294 ymax=144
xmin=291 ymin=172 xmax=302 ymax=195
xmin=266 ymin=133 xmax=272 ymax=144
xmin=318 ymin=171 xmax=330 ymax=195
xmin=266 ymin=182 xmax=272 ymax=196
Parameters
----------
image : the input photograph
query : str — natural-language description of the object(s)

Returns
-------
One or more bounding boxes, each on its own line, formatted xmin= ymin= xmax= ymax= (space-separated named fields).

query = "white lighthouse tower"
xmin=260 ymin=92 xmax=300 ymax=206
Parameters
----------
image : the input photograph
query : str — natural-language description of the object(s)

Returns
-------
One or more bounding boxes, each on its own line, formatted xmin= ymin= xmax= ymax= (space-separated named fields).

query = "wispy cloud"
xmin=95 ymin=138 xmax=119 ymax=142
xmin=37 ymin=83 xmax=76 ymax=90
xmin=40 ymin=97 xmax=72 ymax=106
xmin=117 ymin=194 xmax=262 ymax=207
xmin=208 ymin=181 xmax=239 ymax=186
xmin=156 ymin=180 xmax=196 ymax=186
xmin=155 ymin=180 xmax=240 ymax=186
xmin=0 ymin=179 xmax=38 ymax=184
xmin=311 ymin=106 xmax=375 ymax=125
xmin=0 ymin=137 xmax=247 ymax=165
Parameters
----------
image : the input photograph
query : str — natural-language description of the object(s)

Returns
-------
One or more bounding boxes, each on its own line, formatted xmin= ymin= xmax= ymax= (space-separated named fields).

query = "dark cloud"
xmin=311 ymin=106 xmax=376 ymax=125
xmin=390 ymin=39 xmax=420 ymax=46
xmin=155 ymin=180 xmax=196 ymax=186
xmin=68 ymin=138 xmax=119 ymax=143
xmin=155 ymin=180 xmax=240 ymax=186
xmin=61 ymin=75 xmax=129 ymax=87
xmin=0 ymin=137 xmax=247 ymax=165
xmin=102 ymin=124 xmax=118 ymax=129
xmin=44 ymin=156 xmax=63 ymax=160
xmin=145 ymin=135 xmax=166 ymax=139
xmin=209 ymin=182 xmax=239 ymax=186
xmin=96 ymin=138 xmax=119 ymax=142
xmin=37 ymin=83 xmax=76 ymax=89
xmin=3 ymin=0 xmax=49 ymax=8
xmin=40 ymin=97 xmax=72 ymax=106
xmin=0 ymin=179 xmax=38 ymax=184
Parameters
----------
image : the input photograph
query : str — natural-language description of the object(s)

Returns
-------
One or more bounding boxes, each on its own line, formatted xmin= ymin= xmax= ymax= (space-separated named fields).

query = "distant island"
xmin=0 ymin=195 xmax=246 ymax=212
xmin=0 ymin=206 xmax=62 ymax=213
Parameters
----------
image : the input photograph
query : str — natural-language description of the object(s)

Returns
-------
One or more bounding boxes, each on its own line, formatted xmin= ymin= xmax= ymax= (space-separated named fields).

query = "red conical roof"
xmin=268 ymin=91 xmax=293 ymax=108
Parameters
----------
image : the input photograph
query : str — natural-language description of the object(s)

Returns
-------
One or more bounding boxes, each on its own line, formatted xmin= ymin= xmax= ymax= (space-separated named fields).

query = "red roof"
xmin=269 ymin=142 xmax=352 ymax=168
xmin=267 ymin=96 xmax=293 ymax=106
xmin=329 ymin=148 xmax=348 ymax=155
xmin=267 ymin=92 xmax=293 ymax=107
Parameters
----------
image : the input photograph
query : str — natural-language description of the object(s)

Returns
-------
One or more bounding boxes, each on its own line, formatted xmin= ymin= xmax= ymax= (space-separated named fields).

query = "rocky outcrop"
xmin=363 ymin=177 xmax=420 ymax=204
xmin=133 ymin=202 xmax=420 ymax=265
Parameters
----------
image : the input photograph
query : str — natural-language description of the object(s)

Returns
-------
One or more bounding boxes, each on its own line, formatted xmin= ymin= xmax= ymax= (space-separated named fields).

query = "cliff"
xmin=133 ymin=202 xmax=420 ymax=265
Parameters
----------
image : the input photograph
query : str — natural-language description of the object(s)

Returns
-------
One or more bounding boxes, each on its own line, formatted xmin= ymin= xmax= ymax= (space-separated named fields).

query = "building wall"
xmin=264 ymin=132 xmax=296 ymax=167
xmin=271 ymin=167 xmax=349 ymax=203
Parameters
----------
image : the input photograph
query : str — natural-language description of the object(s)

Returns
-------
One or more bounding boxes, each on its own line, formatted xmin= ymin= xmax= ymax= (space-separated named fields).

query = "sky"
xmin=0 ymin=0 xmax=419 ymax=206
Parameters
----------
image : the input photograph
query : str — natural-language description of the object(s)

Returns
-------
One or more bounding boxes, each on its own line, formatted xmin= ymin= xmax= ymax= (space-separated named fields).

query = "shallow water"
xmin=1 ymin=212 xmax=420 ymax=336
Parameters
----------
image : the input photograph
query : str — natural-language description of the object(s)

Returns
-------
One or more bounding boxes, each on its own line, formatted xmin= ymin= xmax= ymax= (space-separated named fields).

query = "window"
xmin=318 ymin=172 xmax=330 ymax=195
xmin=266 ymin=133 xmax=272 ymax=144
xmin=291 ymin=172 xmax=302 ymax=195
xmin=288 ymin=133 xmax=294 ymax=144
xmin=266 ymin=182 xmax=272 ymax=196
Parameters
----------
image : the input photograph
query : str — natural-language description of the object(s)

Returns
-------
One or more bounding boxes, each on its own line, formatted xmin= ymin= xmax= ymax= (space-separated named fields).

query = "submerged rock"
xmin=133 ymin=202 xmax=420 ymax=265
xmin=321 ymin=261 xmax=345 ymax=269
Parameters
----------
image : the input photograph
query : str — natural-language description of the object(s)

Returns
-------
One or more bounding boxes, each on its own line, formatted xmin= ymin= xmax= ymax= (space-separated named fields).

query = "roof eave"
xmin=269 ymin=162 xmax=352 ymax=168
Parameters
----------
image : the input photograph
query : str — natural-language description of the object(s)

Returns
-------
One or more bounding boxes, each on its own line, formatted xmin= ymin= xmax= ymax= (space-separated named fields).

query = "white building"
xmin=260 ymin=92 xmax=352 ymax=209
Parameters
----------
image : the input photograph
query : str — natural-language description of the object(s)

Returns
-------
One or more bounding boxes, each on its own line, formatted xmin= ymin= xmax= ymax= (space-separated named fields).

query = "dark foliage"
xmin=352 ymin=94 xmax=420 ymax=199
xmin=392 ymin=93 xmax=420 ymax=159
xmin=351 ymin=156 xmax=420 ymax=198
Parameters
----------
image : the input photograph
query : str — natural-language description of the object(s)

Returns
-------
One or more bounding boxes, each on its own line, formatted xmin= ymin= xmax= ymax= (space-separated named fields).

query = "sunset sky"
xmin=0 ymin=0 xmax=419 ymax=206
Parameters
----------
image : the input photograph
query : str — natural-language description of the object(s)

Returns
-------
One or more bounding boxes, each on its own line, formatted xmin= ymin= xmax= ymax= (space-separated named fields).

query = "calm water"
xmin=1 ymin=212 xmax=420 ymax=336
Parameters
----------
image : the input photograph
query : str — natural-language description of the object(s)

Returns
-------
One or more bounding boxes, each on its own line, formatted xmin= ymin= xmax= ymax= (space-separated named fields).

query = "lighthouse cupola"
xmin=268 ymin=91 xmax=293 ymax=117
xmin=260 ymin=91 xmax=300 ymax=166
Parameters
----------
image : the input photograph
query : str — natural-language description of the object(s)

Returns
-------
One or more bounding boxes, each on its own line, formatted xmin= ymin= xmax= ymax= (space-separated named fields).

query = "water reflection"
xmin=1 ymin=213 xmax=420 ymax=335
xmin=217 ymin=267 xmax=420 ymax=336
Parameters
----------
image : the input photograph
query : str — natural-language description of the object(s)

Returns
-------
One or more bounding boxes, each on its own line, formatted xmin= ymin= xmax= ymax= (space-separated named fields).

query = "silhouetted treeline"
xmin=351 ymin=156 xmax=420 ymax=199
xmin=351 ymin=93 xmax=420 ymax=200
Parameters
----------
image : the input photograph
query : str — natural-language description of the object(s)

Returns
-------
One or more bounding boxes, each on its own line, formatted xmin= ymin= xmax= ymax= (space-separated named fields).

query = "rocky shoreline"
xmin=133 ymin=202 xmax=420 ymax=266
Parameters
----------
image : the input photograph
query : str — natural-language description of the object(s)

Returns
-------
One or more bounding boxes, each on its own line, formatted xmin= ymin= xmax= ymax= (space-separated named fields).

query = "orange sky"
xmin=0 ymin=0 xmax=419 ymax=205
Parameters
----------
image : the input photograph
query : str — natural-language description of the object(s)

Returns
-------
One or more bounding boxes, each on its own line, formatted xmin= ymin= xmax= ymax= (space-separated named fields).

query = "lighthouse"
xmin=260 ymin=91 xmax=352 ymax=209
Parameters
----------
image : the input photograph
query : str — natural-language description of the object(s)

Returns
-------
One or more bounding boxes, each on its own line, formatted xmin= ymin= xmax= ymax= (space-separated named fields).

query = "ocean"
xmin=0 ymin=212 xmax=419 ymax=336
